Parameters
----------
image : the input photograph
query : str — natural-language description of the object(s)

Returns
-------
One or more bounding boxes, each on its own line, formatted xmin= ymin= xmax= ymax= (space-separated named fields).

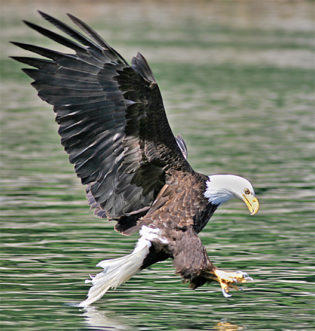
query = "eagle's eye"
xmin=244 ymin=188 xmax=251 ymax=195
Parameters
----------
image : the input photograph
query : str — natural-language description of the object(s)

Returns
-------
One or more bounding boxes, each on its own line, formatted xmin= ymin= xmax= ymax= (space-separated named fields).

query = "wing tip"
xmin=37 ymin=10 xmax=49 ymax=18
xmin=10 ymin=41 xmax=29 ymax=50
xmin=131 ymin=52 xmax=156 ymax=83
xmin=66 ymin=12 xmax=76 ymax=21
xmin=22 ymin=19 xmax=38 ymax=30
xmin=66 ymin=12 xmax=86 ymax=29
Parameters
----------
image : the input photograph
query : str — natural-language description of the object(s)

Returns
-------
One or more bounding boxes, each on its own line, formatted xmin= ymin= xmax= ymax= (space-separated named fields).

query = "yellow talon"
xmin=212 ymin=268 xmax=253 ymax=297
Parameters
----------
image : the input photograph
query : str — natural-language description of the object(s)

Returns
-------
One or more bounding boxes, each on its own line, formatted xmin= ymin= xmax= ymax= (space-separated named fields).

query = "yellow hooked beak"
xmin=242 ymin=193 xmax=259 ymax=215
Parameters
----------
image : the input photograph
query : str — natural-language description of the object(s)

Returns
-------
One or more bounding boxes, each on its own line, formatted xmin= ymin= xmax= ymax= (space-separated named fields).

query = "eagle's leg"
xmin=171 ymin=227 xmax=253 ymax=298
xmin=209 ymin=268 xmax=253 ymax=298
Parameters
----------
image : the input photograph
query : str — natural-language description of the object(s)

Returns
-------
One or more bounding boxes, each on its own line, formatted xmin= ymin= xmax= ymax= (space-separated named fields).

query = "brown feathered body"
xmin=138 ymin=170 xmax=218 ymax=287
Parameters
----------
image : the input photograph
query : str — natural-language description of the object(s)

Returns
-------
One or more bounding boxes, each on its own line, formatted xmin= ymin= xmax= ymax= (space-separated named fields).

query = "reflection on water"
xmin=1 ymin=1 xmax=315 ymax=330
xmin=83 ymin=306 xmax=131 ymax=330
xmin=83 ymin=306 xmax=242 ymax=331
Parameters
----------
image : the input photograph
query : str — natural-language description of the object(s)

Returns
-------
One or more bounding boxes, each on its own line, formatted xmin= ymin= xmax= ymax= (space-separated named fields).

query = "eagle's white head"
xmin=204 ymin=174 xmax=259 ymax=215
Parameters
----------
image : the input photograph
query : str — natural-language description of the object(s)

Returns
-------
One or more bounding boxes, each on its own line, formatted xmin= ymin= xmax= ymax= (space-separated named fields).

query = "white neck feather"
xmin=204 ymin=174 xmax=254 ymax=205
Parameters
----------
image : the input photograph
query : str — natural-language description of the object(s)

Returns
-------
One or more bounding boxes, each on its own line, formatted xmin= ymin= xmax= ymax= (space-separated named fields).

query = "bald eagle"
xmin=12 ymin=12 xmax=259 ymax=307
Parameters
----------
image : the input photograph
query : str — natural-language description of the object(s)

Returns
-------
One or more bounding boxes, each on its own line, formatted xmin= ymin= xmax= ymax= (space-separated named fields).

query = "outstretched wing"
xmin=12 ymin=11 xmax=192 ymax=225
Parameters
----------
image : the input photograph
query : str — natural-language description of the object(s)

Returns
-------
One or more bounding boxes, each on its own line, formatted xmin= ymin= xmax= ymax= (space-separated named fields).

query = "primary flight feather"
xmin=12 ymin=11 xmax=259 ymax=307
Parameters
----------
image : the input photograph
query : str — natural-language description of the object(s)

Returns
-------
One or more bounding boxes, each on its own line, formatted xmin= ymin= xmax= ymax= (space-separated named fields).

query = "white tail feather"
xmin=79 ymin=236 xmax=151 ymax=307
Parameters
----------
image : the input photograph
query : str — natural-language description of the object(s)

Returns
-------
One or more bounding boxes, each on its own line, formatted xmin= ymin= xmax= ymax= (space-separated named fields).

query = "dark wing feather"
xmin=175 ymin=135 xmax=188 ymax=159
xmin=12 ymin=12 xmax=192 ymax=227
